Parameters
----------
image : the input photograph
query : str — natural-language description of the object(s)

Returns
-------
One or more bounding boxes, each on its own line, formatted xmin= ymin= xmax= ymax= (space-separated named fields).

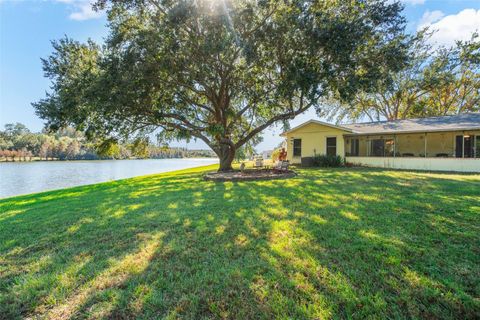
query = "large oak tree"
xmin=34 ymin=0 xmax=409 ymax=171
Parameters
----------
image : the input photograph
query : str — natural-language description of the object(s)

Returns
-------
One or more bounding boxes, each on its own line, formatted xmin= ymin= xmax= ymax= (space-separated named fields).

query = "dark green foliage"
xmin=313 ymin=154 xmax=344 ymax=167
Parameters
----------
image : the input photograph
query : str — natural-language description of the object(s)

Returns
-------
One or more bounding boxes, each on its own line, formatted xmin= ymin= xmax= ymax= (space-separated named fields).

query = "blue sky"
xmin=1 ymin=0 xmax=479 ymax=151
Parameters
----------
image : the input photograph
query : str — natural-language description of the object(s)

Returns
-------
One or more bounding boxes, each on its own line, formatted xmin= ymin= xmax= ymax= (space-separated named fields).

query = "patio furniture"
xmin=253 ymin=157 xmax=264 ymax=168
xmin=273 ymin=160 xmax=290 ymax=173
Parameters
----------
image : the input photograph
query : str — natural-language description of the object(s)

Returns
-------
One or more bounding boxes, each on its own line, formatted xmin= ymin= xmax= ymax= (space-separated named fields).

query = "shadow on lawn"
xmin=0 ymin=168 xmax=479 ymax=319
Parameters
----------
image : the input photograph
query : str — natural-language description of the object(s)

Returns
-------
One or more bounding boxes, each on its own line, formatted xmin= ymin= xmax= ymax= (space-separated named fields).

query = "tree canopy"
xmin=327 ymin=31 xmax=480 ymax=122
xmin=33 ymin=0 xmax=410 ymax=170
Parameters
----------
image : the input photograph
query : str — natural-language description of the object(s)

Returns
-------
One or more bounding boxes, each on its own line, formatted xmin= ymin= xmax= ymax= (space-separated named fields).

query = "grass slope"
xmin=0 ymin=165 xmax=479 ymax=319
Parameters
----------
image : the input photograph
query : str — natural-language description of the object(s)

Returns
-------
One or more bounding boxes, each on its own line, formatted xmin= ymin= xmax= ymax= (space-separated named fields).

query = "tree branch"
xmin=235 ymin=102 xmax=312 ymax=149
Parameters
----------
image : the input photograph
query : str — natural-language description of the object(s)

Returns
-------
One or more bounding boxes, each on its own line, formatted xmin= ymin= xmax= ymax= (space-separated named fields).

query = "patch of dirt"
xmin=204 ymin=169 xmax=297 ymax=182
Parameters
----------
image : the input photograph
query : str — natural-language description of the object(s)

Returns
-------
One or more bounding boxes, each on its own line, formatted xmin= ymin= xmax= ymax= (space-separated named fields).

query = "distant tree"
xmin=39 ymin=142 xmax=48 ymax=160
xmin=0 ymin=136 xmax=13 ymax=150
xmin=18 ymin=148 xmax=32 ymax=161
xmin=118 ymin=144 xmax=132 ymax=159
xmin=4 ymin=123 xmax=29 ymax=138
xmin=10 ymin=150 xmax=18 ymax=161
xmin=328 ymin=31 xmax=480 ymax=122
xmin=38 ymin=137 xmax=56 ymax=160
xmin=130 ymin=138 xmax=150 ymax=159
xmin=0 ymin=150 xmax=9 ymax=161
xmin=65 ymin=140 xmax=81 ymax=159
xmin=52 ymin=137 xmax=70 ymax=160
xmin=95 ymin=139 xmax=121 ymax=159
xmin=417 ymin=34 xmax=480 ymax=116
xmin=13 ymin=133 xmax=40 ymax=154
xmin=33 ymin=0 xmax=410 ymax=171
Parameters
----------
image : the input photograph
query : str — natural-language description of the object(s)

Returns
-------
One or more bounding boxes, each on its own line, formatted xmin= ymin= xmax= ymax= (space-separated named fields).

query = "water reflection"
xmin=0 ymin=158 xmax=218 ymax=198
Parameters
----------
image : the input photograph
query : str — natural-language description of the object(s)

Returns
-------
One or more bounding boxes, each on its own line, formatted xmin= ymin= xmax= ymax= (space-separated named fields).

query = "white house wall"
xmin=345 ymin=157 xmax=480 ymax=173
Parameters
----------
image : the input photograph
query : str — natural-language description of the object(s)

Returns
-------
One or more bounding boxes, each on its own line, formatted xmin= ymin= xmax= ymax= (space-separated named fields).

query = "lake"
xmin=0 ymin=158 xmax=218 ymax=199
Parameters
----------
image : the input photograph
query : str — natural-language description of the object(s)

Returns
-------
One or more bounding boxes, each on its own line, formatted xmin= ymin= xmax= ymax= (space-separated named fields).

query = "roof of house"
xmin=343 ymin=113 xmax=480 ymax=135
xmin=281 ymin=113 xmax=480 ymax=136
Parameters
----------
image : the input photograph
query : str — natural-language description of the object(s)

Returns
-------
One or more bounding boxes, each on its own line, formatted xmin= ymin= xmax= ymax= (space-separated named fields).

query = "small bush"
xmin=312 ymin=155 xmax=344 ymax=167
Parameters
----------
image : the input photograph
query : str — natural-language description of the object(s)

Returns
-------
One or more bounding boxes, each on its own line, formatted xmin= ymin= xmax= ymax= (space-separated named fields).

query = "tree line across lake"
xmin=0 ymin=123 xmax=216 ymax=161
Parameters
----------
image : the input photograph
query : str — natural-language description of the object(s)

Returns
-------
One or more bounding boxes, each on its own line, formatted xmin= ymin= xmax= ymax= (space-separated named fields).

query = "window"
xmin=350 ymin=138 xmax=359 ymax=156
xmin=326 ymin=137 xmax=337 ymax=156
xmin=293 ymin=139 xmax=302 ymax=157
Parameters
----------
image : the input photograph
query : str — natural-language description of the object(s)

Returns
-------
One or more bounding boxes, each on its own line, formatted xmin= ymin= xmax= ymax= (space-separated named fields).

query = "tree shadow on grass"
xmin=225 ymin=168 xmax=480 ymax=318
xmin=0 ymin=172 xmax=209 ymax=318
xmin=0 ymin=167 xmax=479 ymax=319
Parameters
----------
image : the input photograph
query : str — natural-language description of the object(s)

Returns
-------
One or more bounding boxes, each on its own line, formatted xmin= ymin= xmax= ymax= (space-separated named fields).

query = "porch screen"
xmin=455 ymin=136 xmax=463 ymax=158
xmin=456 ymin=135 xmax=476 ymax=158
xmin=371 ymin=139 xmax=384 ymax=156
xmin=370 ymin=139 xmax=394 ymax=157
xmin=350 ymin=139 xmax=359 ymax=156
xmin=465 ymin=136 xmax=474 ymax=158
xmin=476 ymin=136 xmax=480 ymax=158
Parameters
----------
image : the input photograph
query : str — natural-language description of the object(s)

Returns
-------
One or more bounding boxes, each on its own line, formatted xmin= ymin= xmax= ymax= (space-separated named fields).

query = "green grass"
xmin=1 ymin=165 xmax=479 ymax=319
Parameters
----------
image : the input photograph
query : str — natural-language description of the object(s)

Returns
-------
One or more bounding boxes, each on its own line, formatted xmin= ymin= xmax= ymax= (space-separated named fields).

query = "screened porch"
xmin=345 ymin=131 xmax=480 ymax=159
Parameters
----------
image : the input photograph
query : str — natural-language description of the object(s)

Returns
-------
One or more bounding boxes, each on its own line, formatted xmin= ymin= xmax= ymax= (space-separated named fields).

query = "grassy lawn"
xmin=0 ymin=165 xmax=479 ymax=319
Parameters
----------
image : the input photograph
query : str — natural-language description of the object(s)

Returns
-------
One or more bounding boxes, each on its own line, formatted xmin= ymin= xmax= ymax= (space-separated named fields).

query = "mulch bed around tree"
xmin=204 ymin=169 xmax=297 ymax=182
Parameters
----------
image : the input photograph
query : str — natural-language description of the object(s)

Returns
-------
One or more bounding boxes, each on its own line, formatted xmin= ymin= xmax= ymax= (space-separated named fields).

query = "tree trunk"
xmin=217 ymin=144 xmax=235 ymax=172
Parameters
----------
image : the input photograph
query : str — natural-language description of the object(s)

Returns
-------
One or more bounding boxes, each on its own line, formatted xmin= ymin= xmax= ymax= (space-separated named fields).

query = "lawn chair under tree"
xmin=273 ymin=160 xmax=290 ymax=173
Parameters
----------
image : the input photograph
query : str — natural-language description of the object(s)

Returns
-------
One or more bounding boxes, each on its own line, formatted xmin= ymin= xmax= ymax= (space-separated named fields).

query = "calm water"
xmin=0 ymin=158 xmax=218 ymax=199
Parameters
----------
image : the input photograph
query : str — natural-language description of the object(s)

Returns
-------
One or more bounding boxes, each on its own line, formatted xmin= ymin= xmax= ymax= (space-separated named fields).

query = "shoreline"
xmin=0 ymin=157 xmax=217 ymax=163
xmin=0 ymin=159 xmax=219 ymax=199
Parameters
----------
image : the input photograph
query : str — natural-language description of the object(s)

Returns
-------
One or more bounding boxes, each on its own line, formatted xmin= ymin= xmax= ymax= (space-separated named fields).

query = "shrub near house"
xmin=313 ymin=155 xmax=344 ymax=167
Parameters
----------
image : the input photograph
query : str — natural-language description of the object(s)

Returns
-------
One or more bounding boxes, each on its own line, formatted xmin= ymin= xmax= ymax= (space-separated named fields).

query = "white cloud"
xmin=417 ymin=9 xmax=480 ymax=47
xmin=417 ymin=10 xmax=444 ymax=29
xmin=56 ymin=0 xmax=103 ymax=21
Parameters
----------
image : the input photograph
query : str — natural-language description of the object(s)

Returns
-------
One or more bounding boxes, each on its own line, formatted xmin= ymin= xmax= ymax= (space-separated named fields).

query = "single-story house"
xmin=281 ymin=113 xmax=480 ymax=172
